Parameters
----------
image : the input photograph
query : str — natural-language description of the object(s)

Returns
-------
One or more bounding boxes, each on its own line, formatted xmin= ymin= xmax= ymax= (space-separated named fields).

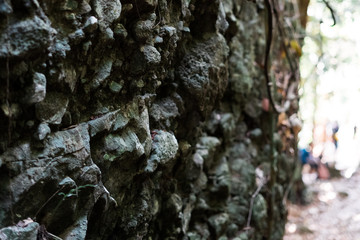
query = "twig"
xmin=322 ymin=0 xmax=336 ymax=26
xmin=34 ymin=186 xmax=65 ymax=220
xmin=4 ymin=14 xmax=15 ymax=225
xmin=246 ymin=179 xmax=267 ymax=230
xmin=282 ymin=161 xmax=301 ymax=205
xmin=282 ymin=119 xmax=302 ymax=204
xmin=272 ymin=0 xmax=296 ymax=74
xmin=4 ymin=12 xmax=12 ymax=148
xmin=48 ymin=232 xmax=63 ymax=240
xmin=6 ymin=57 xmax=11 ymax=144
xmin=264 ymin=0 xmax=302 ymax=114
xmin=264 ymin=0 xmax=278 ymax=114
xmin=268 ymin=103 xmax=277 ymax=239
xmin=152 ymin=1 xmax=162 ymax=28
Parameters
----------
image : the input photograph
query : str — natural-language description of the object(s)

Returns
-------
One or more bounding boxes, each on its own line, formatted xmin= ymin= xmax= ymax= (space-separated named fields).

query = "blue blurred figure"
xmin=299 ymin=143 xmax=312 ymax=165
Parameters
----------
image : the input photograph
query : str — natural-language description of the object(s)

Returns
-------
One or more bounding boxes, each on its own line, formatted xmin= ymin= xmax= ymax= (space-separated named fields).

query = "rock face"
xmin=0 ymin=0 xmax=304 ymax=239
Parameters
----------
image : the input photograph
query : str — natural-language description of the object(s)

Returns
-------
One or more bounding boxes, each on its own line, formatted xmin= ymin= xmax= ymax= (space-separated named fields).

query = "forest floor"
xmin=284 ymin=171 xmax=360 ymax=240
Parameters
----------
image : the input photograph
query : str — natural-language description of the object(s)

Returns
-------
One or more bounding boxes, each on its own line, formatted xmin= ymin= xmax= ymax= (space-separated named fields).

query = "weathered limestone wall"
xmin=0 ymin=0 xmax=304 ymax=239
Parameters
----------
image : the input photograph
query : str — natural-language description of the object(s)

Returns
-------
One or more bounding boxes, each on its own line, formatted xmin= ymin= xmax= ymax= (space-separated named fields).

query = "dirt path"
xmin=284 ymin=172 xmax=360 ymax=240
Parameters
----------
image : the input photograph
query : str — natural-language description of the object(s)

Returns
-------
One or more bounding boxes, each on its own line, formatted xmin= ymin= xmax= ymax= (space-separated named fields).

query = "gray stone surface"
xmin=25 ymin=72 xmax=46 ymax=104
xmin=34 ymin=122 xmax=51 ymax=140
xmin=35 ymin=92 xmax=69 ymax=124
xmin=91 ymin=57 xmax=113 ymax=89
xmin=177 ymin=34 xmax=229 ymax=116
xmin=143 ymin=45 xmax=161 ymax=65
xmin=0 ymin=0 xmax=303 ymax=239
xmin=93 ymin=0 xmax=121 ymax=28
xmin=145 ymin=130 xmax=178 ymax=172
xmin=0 ymin=221 xmax=39 ymax=240
xmin=0 ymin=16 xmax=55 ymax=58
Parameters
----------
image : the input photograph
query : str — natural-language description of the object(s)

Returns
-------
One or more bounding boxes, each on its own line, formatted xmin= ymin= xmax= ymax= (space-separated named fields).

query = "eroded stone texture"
xmin=0 ymin=221 xmax=39 ymax=240
xmin=0 ymin=16 xmax=55 ymax=58
xmin=145 ymin=130 xmax=178 ymax=172
xmin=0 ymin=0 xmax=304 ymax=239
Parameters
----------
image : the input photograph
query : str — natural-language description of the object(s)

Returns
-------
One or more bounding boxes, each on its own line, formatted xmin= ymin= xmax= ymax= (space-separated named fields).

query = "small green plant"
xmin=34 ymin=184 xmax=96 ymax=221
xmin=58 ymin=184 xmax=96 ymax=200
